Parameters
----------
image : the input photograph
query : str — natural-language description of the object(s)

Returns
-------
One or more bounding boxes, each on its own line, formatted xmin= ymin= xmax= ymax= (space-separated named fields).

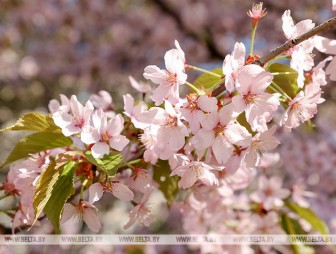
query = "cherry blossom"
xmin=282 ymin=10 xmax=315 ymax=87
xmin=192 ymin=104 xmax=251 ymax=165
xmin=180 ymin=94 xmax=218 ymax=133
xmin=232 ymin=65 xmax=280 ymax=132
xmin=62 ymin=201 xmax=101 ymax=233
xmin=170 ymin=160 xmax=223 ymax=189
xmin=124 ymin=187 xmax=153 ymax=229
xmin=143 ymin=49 xmax=187 ymax=106
xmin=123 ymin=94 xmax=149 ymax=129
xmin=81 ymin=110 xmax=129 ymax=158
xmin=89 ymin=90 xmax=115 ymax=118
xmin=222 ymin=42 xmax=246 ymax=92
xmin=250 ymin=176 xmax=290 ymax=210
xmin=314 ymin=35 xmax=336 ymax=80
xmin=247 ymin=2 xmax=267 ymax=23
xmin=52 ymin=95 xmax=94 ymax=137
xmin=88 ymin=182 xmax=134 ymax=203
xmin=244 ymin=126 xmax=280 ymax=169
xmin=128 ymin=76 xmax=152 ymax=94
xmin=279 ymin=82 xmax=324 ymax=131
xmin=145 ymin=100 xmax=188 ymax=159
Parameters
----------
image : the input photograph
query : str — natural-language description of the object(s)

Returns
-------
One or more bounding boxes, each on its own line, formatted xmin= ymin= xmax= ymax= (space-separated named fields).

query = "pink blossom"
xmin=282 ymin=10 xmax=314 ymax=41
xmin=90 ymin=90 xmax=115 ymax=118
xmin=279 ymin=83 xmax=324 ymax=131
xmin=52 ymin=95 xmax=94 ymax=136
xmin=333 ymin=0 xmax=336 ymax=11
xmin=247 ymin=2 xmax=267 ymax=22
xmin=192 ymin=104 xmax=251 ymax=165
xmin=48 ymin=94 xmax=70 ymax=114
xmin=174 ymin=40 xmax=186 ymax=64
xmin=140 ymin=124 xmax=160 ymax=164
xmin=143 ymin=49 xmax=187 ymax=106
xmin=233 ymin=65 xmax=279 ymax=132
xmin=128 ymin=76 xmax=152 ymax=93
xmin=250 ymin=176 xmax=290 ymax=210
xmin=124 ymin=188 xmax=153 ymax=229
xmin=222 ymin=42 xmax=246 ymax=92
xmin=126 ymin=168 xmax=154 ymax=193
xmin=12 ymin=204 xmax=36 ymax=232
xmin=81 ymin=110 xmax=129 ymax=158
xmin=150 ymin=101 xmax=188 ymax=158
xmin=62 ymin=201 xmax=101 ymax=233
xmin=251 ymin=211 xmax=285 ymax=234
xmin=314 ymin=36 xmax=336 ymax=80
xmin=123 ymin=94 xmax=149 ymax=129
xmin=282 ymin=10 xmax=315 ymax=87
xmin=245 ymin=126 xmax=280 ymax=169
xmin=180 ymin=94 xmax=218 ymax=133
xmin=170 ymin=161 xmax=223 ymax=189
xmin=307 ymin=56 xmax=333 ymax=87
xmin=89 ymin=182 xmax=134 ymax=203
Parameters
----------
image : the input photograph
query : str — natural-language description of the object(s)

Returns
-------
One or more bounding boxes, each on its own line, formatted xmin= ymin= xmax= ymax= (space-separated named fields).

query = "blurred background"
xmin=0 ymin=0 xmax=336 ymax=253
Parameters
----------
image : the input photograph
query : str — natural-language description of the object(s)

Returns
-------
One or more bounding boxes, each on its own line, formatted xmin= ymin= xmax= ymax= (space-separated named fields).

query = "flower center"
xmin=214 ymin=124 xmax=226 ymax=136
xmin=243 ymin=93 xmax=256 ymax=105
xmin=165 ymin=115 xmax=178 ymax=127
xmin=166 ymin=72 xmax=177 ymax=85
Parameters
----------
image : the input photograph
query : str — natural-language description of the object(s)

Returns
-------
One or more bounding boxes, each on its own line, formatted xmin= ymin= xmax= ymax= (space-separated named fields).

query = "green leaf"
xmin=33 ymin=158 xmax=60 ymax=224
xmin=280 ymin=214 xmax=315 ymax=254
xmin=1 ymin=132 xmax=73 ymax=168
xmin=1 ymin=112 xmax=61 ymax=132
xmin=268 ymin=63 xmax=299 ymax=98
xmin=193 ymin=68 xmax=223 ymax=89
xmin=236 ymin=112 xmax=254 ymax=134
xmin=286 ymin=201 xmax=329 ymax=235
xmin=43 ymin=161 xmax=78 ymax=233
xmin=153 ymin=160 xmax=179 ymax=207
xmin=84 ymin=151 xmax=123 ymax=176
xmin=280 ymin=213 xmax=307 ymax=235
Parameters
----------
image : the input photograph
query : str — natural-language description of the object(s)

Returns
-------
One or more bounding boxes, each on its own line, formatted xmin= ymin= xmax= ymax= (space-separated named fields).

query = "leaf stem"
xmin=185 ymin=81 xmax=204 ymax=95
xmin=270 ymin=81 xmax=292 ymax=101
xmin=80 ymin=179 xmax=88 ymax=200
xmin=206 ymin=78 xmax=225 ymax=93
xmin=185 ymin=64 xmax=222 ymax=78
xmin=272 ymin=72 xmax=297 ymax=75
xmin=249 ymin=23 xmax=258 ymax=56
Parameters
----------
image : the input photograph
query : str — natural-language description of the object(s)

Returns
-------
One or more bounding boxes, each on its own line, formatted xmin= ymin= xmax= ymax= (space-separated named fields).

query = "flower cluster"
xmin=1 ymin=5 xmax=336 ymax=254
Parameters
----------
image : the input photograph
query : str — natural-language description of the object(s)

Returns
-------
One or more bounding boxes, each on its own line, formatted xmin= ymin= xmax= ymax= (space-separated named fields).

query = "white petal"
xmin=109 ymin=135 xmax=129 ymax=151
xmin=83 ymin=207 xmax=101 ymax=233
xmin=91 ymin=142 xmax=110 ymax=158
xmin=197 ymin=95 xmax=218 ymax=113
xmin=111 ymin=183 xmax=134 ymax=201
xmin=89 ymin=183 xmax=104 ymax=204
xmin=61 ymin=203 xmax=77 ymax=224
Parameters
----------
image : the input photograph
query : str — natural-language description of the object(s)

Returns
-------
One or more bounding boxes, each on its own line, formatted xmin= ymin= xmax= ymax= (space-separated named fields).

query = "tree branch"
xmin=253 ymin=15 xmax=336 ymax=66
xmin=212 ymin=15 xmax=336 ymax=97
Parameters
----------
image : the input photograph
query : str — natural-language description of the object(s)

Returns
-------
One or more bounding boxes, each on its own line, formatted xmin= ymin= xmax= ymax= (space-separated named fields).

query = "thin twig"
xmin=253 ymin=15 xmax=336 ymax=66
xmin=212 ymin=15 xmax=336 ymax=97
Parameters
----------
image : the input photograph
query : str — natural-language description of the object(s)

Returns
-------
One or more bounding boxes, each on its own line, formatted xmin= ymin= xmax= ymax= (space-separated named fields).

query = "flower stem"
xmin=206 ymin=78 xmax=225 ymax=93
xmin=185 ymin=81 xmax=204 ymax=95
xmin=270 ymin=81 xmax=292 ymax=101
xmin=185 ymin=64 xmax=222 ymax=78
xmin=80 ymin=179 xmax=88 ymax=200
xmin=271 ymin=72 xmax=297 ymax=75
xmin=249 ymin=23 xmax=258 ymax=56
